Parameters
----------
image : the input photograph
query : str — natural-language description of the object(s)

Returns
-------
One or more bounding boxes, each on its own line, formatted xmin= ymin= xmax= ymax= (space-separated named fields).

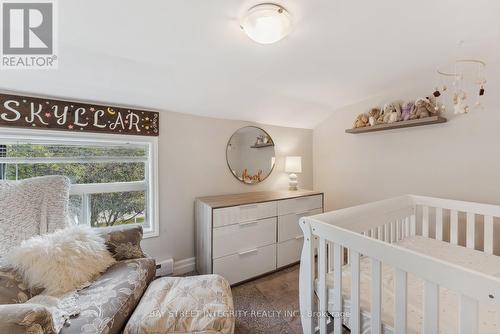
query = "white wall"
xmin=142 ymin=111 xmax=313 ymax=264
xmin=313 ymin=71 xmax=500 ymax=212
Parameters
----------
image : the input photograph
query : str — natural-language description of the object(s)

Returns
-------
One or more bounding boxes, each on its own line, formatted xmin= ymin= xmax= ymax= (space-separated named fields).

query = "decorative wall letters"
xmin=0 ymin=93 xmax=159 ymax=136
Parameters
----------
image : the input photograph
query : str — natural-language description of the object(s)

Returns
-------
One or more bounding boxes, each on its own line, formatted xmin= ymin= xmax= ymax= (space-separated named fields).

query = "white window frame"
xmin=0 ymin=127 xmax=159 ymax=238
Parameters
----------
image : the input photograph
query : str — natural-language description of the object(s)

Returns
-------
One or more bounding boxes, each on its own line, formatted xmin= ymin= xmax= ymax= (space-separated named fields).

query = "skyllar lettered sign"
xmin=0 ymin=93 xmax=159 ymax=136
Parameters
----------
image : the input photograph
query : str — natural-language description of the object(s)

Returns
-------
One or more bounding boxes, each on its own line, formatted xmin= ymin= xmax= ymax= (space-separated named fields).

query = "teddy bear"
xmin=381 ymin=102 xmax=401 ymax=124
xmin=352 ymin=112 xmax=369 ymax=128
xmin=411 ymin=97 xmax=436 ymax=119
xmin=368 ymin=108 xmax=381 ymax=126
xmin=401 ymin=101 xmax=415 ymax=121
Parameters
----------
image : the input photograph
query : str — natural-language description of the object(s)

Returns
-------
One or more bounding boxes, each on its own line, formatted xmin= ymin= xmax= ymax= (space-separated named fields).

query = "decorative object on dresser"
xmin=285 ymin=156 xmax=302 ymax=191
xmin=195 ymin=190 xmax=323 ymax=285
xmin=226 ymin=126 xmax=275 ymax=185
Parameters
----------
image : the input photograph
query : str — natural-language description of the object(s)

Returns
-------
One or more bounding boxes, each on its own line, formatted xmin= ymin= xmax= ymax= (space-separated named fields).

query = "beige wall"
xmin=313 ymin=80 xmax=500 ymax=213
xmin=142 ymin=111 xmax=313 ymax=263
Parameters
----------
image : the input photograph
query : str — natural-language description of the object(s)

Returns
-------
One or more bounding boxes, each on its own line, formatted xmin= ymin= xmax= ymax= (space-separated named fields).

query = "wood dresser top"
xmin=196 ymin=189 xmax=323 ymax=208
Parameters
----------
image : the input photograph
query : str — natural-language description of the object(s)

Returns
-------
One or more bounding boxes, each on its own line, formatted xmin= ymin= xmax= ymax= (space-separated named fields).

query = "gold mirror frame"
xmin=226 ymin=126 xmax=276 ymax=185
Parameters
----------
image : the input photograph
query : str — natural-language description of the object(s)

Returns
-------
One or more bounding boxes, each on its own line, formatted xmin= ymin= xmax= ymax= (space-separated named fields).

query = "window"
xmin=0 ymin=129 xmax=158 ymax=237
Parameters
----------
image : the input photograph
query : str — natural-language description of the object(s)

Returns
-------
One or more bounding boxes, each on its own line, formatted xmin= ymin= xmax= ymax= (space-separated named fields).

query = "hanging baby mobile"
xmin=435 ymin=59 xmax=486 ymax=115
xmin=351 ymin=58 xmax=487 ymax=129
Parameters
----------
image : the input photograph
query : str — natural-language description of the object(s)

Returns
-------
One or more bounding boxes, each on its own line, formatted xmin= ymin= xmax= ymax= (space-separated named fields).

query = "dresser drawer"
xmin=278 ymin=208 xmax=322 ymax=242
xmin=213 ymin=244 xmax=276 ymax=285
xmin=277 ymin=238 xmax=303 ymax=268
xmin=277 ymin=195 xmax=322 ymax=216
xmin=213 ymin=217 xmax=276 ymax=259
xmin=213 ymin=201 xmax=277 ymax=228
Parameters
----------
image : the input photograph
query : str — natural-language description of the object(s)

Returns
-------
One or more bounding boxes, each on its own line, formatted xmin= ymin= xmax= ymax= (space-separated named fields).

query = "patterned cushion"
xmin=60 ymin=258 xmax=155 ymax=334
xmin=97 ymin=225 xmax=146 ymax=261
xmin=0 ymin=269 xmax=39 ymax=304
xmin=124 ymin=275 xmax=235 ymax=334
xmin=0 ymin=303 xmax=57 ymax=334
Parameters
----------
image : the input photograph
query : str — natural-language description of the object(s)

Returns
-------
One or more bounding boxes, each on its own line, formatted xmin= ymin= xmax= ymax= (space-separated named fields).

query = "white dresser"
xmin=195 ymin=190 xmax=323 ymax=285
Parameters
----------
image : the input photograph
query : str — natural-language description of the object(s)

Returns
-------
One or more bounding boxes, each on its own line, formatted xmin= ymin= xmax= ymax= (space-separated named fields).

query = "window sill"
xmin=143 ymin=229 xmax=159 ymax=239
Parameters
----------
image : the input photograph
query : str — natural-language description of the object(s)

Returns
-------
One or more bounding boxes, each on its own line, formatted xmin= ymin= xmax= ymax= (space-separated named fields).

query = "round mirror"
xmin=226 ymin=126 xmax=276 ymax=184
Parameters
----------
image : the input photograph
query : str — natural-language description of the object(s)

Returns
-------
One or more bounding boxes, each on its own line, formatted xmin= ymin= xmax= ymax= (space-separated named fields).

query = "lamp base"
xmin=288 ymin=173 xmax=298 ymax=191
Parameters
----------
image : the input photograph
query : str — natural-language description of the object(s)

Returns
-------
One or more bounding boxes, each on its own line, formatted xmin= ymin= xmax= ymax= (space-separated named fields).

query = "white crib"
xmin=299 ymin=195 xmax=500 ymax=334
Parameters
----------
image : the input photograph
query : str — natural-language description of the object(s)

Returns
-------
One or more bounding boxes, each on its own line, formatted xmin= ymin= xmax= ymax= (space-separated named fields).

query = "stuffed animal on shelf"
xmin=412 ymin=97 xmax=439 ymax=119
xmin=382 ymin=102 xmax=402 ymax=124
xmin=368 ymin=108 xmax=381 ymax=126
xmin=401 ymin=101 xmax=415 ymax=121
xmin=352 ymin=112 xmax=369 ymax=128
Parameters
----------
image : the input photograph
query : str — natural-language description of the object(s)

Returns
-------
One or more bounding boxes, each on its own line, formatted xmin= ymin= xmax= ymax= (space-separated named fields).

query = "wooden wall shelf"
xmin=345 ymin=116 xmax=447 ymax=134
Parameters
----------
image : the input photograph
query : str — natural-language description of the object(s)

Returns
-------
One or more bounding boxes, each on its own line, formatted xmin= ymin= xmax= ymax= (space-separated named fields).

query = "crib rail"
xmin=299 ymin=195 xmax=500 ymax=334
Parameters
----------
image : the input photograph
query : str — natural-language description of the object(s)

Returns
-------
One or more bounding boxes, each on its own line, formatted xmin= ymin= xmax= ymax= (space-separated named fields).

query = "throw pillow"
xmin=97 ymin=225 xmax=146 ymax=260
xmin=4 ymin=226 xmax=116 ymax=296
xmin=0 ymin=269 xmax=39 ymax=304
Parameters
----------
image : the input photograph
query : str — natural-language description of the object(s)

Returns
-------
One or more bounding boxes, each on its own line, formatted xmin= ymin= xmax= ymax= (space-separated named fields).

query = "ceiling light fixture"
xmin=240 ymin=3 xmax=291 ymax=45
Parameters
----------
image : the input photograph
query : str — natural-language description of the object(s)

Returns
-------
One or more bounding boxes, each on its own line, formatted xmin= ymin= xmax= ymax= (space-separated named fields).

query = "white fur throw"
xmin=0 ymin=175 xmax=71 ymax=257
xmin=4 ymin=226 xmax=116 ymax=296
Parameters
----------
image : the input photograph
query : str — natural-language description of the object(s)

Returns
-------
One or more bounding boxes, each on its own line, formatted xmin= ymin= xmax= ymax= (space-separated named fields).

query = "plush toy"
xmin=368 ymin=108 xmax=381 ymax=126
xmin=453 ymin=92 xmax=469 ymax=114
xmin=352 ymin=113 xmax=369 ymax=128
xmin=411 ymin=97 xmax=436 ymax=119
xmin=401 ymin=101 xmax=415 ymax=121
xmin=382 ymin=102 xmax=401 ymax=124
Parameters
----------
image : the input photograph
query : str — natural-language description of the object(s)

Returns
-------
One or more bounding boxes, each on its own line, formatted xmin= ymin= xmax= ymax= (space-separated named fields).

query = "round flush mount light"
xmin=240 ymin=4 xmax=292 ymax=44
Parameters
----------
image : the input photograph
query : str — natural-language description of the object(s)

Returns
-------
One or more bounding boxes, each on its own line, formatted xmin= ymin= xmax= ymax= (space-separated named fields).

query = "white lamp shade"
xmin=240 ymin=4 xmax=292 ymax=44
xmin=285 ymin=156 xmax=302 ymax=173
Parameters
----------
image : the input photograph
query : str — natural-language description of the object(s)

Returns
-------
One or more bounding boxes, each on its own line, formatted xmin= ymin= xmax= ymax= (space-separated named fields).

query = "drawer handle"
xmin=238 ymin=248 xmax=258 ymax=256
xmin=296 ymin=211 xmax=312 ymax=216
xmin=240 ymin=204 xmax=258 ymax=209
xmin=295 ymin=235 xmax=304 ymax=240
xmin=239 ymin=221 xmax=258 ymax=227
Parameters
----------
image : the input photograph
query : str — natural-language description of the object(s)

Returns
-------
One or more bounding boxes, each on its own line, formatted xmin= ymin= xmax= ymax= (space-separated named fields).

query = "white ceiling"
xmin=1 ymin=0 xmax=499 ymax=129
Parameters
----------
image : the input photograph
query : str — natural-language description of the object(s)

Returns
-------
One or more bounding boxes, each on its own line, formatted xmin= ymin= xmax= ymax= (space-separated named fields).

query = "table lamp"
xmin=285 ymin=156 xmax=302 ymax=191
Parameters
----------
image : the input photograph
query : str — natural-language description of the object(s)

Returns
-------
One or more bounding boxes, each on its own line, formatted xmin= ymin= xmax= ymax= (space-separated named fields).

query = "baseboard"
xmin=173 ymin=257 xmax=195 ymax=275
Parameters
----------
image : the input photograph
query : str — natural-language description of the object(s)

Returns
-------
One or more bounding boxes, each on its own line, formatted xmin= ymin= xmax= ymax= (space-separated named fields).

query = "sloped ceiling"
xmin=1 ymin=0 xmax=499 ymax=128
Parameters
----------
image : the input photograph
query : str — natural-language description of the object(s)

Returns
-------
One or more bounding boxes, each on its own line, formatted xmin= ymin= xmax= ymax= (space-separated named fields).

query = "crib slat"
xmin=384 ymin=223 xmax=390 ymax=243
xmin=371 ymin=258 xmax=382 ymax=334
xmin=451 ymin=210 xmax=458 ymax=245
xmin=459 ymin=295 xmax=478 ymax=334
xmin=410 ymin=214 xmax=416 ymax=236
xmin=484 ymin=215 xmax=494 ymax=254
xmin=391 ymin=221 xmax=396 ymax=243
xmin=422 ymin=206 xmax=429 ymax=238
xmin=395 ymin=268 xmax=407 ymax=334
xmin=350 ymin=250 xmax=360 ymax=334
xmin=436 ymin=208 xmax=443 ymax=241
xmin=378 ymin=226 xmax=383 ymax=241
xmin=327 ymin=242 xmax=334 ymax=272
xmin=423 ymin=281 xmax=439 ymax=334
xmin=318 ymin=238 xmax=327 ymax=334
xmin=333 ymin=243 xmax=343 ymax=334
xmin=404 ymin=216 xmax=410 ymax=238
xmin=466 ymin=212 xmax=475 ymax=249
xmin=396 ymin=220 xmax=401 ymax=242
